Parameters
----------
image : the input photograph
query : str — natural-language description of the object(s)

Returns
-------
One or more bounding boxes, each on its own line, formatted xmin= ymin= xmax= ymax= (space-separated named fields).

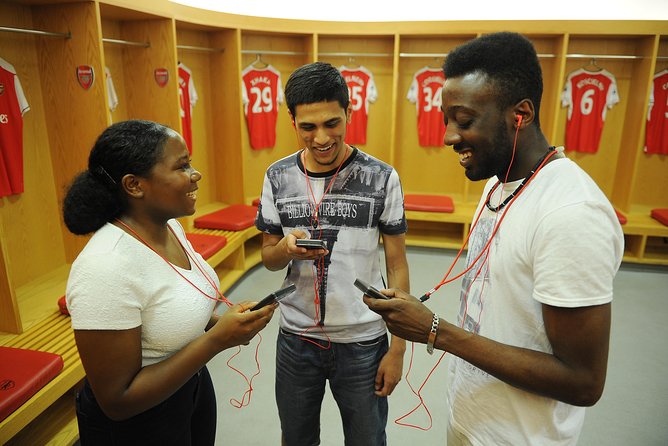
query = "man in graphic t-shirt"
xmin=255 ymin=62 xmax=409 ymax=446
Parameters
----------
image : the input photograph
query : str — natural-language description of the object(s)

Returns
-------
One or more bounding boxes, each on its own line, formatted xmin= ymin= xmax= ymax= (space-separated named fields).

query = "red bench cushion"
xmin=614 ymin=209 xmax=627 ymax=225
xmin=185 ymin=233 xmax=228 ymax=260
xmin=0 ymin=347 xmax=64 ymax=422
xmin=57 ymin=295 xmax=69 ymax=316
xmin=404 ymin=194 xmax=455 ymax=213
xmin=194 ymin=204 xmax=257 ymax=231
xmin=650 ymin=208 xmax=668 ymax=226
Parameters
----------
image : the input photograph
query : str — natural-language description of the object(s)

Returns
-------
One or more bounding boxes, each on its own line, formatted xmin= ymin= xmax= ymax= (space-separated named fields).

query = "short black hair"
xmin=443 ymin=32 xmax=543 ymax=127
xmin=284 ymin=62 xmax=349 ymax=117
xmin=63 ymin=120 xmax=172 ymax=235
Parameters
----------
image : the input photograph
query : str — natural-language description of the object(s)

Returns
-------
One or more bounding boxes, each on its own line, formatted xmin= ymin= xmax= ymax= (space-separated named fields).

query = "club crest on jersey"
xmin=154 ymin=68 xmax=169 ymax=87
xmin=76 ymin=65 xmax=95 ymax=90
xmin=0 ymin=83 xmax=4 ymax=96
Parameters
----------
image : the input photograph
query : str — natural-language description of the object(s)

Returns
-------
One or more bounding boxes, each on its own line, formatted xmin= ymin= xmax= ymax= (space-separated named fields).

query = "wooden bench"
xmin=619 ymin=211 xmax=668 ymax=265
xmin=0 ymin=311 xmax=83 ymax=446
xmin=183 ymin=202 xmax=263 ymax=291
xmin=404 ymin=200 xmax=477 ymax=250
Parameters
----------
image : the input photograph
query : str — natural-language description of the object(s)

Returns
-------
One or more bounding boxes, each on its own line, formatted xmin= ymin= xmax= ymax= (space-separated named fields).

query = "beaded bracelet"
xmin=427 ymin=313 xmax=439 ymax=355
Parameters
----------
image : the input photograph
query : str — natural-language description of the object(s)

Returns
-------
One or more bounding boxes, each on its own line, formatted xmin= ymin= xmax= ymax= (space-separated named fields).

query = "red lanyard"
xmin=114 ymin=218 xmax=232 ymax=306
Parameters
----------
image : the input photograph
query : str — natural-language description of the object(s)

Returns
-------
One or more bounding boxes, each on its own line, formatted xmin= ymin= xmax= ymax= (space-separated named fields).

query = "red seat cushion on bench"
xmin=404 ymin=194 xmax=455 ymax=213
xmin=57 ymin=295 xmax=69 ymax=316
xmin=194 ymin=204 xmax=257 ymax=231
xmin=0 ymin=347 xmax=64 ymax=422
xmin=650 ymin=208 xmax=668 ymax=226
xmin=614 ymin=209 xmax=627 ymax=225
xmin=185 ymin=233 xmax=228 ymax=260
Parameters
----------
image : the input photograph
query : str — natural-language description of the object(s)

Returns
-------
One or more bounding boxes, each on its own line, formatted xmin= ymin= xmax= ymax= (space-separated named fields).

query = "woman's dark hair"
xmin=443 ymin=32 xmax=543 ymax=128
xmin=285 ymin=62 xmax=349 ymax=117
xmin=63 ymin=120 xmax=172 ymax=235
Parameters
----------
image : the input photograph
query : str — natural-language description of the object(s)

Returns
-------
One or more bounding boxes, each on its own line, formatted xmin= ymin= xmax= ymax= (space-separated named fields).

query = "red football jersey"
xmin=645 ymin=69 xmax=668 ymax=155
xmin=407 ymin=67 xmax=446 ymax=147
xmin=241 ymin=64 xmax=284 ymax=150
xmin=178 ymin=63 xmax=198 ymax=154
xmin=339 ymin=65 xmax=378 ymax=145
xmin=561 ymin=69 xmax=619 ymax=153
xmin=0 ymin=57 xmax=30 ymax=198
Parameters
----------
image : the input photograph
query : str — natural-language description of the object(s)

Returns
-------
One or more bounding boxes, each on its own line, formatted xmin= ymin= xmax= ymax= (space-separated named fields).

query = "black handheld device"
xmin=354 ymin=279 xmax=389 ymax=300
xmin=296 ymin=239 xmax=327 ymax=250
xmin=250 ymin=284 xmax=296 ymax=311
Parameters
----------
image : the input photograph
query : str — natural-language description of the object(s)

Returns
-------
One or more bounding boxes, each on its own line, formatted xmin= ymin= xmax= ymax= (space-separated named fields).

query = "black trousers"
xmin=76 ymin=366 xmax=217 ymax=446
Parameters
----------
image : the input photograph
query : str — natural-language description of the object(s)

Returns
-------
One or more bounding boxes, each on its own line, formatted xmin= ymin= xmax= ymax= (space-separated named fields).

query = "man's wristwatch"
xmin=427 ymin=313 xmax=439 ymax=355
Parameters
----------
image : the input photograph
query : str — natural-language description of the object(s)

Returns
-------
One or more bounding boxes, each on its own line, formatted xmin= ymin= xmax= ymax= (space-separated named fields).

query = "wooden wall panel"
xmin=210 ymin=28 xmax=245 ymax=204
xmin=33 ymin=2 xmax=107 ymax=263
xmin=118 ymin=18 xmax=180 ymax=129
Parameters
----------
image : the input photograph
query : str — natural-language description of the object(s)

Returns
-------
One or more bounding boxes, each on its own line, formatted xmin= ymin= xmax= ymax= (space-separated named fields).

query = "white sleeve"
xmin=379 ymin=169 xmax=407 ymax=234
xmin=406 ymin=75 xmax=418 ymax=104
xmin=241 ymin=78 xmax=249 ymax=115
xmin=105 ymin=67 xmax=119 ymax=113
xmin=560 ymin=77 xmax=573 ymax=119
xmin=367 ymin=73 xmax=378 ymax=104
xmin=66 ymin=252 xmax=143 ymax=330
xmin=189 ymin=76 xmax=198 ymax=108
xmin=14 ymin=74 xmax=30 ymax=116
xmin=276 ymin=75 xmax=284 ymax=105
xmin=606 ymin=76 xmax=620 ymax=109
xmin=647 ymin=82 xmax=654 ymax=121
xmin=532 ymin=201 xmax=622 ymax=308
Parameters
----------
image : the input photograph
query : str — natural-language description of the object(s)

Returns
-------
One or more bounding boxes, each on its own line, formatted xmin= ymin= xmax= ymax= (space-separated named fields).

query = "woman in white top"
xmin=63 ymin=120 xmax=276 ymax=445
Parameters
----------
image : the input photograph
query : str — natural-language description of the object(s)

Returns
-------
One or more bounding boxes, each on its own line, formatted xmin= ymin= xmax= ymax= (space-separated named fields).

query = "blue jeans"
xmin=276 ymin=329 xmax=389 ymax=446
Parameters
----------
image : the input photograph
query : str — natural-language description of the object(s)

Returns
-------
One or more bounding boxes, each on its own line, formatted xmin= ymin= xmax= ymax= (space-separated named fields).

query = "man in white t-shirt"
xmin=365 ymin=32 xmax=623 ymax=446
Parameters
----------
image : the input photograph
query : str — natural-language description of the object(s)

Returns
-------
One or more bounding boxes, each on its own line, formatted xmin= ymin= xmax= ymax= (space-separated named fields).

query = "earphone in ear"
xmin=516 ymin=114 xmax=523 ymax=125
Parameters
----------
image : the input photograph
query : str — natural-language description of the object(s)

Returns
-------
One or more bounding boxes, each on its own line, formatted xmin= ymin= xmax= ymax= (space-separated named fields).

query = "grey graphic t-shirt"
xmin=255 ymin=148 xmax=407 ymax=342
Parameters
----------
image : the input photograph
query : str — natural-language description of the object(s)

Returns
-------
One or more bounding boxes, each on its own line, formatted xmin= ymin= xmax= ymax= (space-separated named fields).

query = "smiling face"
xmin=291 ymin=100 xmax=352 ymax=173
xmin=441 ymin=72 xmax=516 ymax=182
xmin=139 ymin=131 xmax=202 ymax=221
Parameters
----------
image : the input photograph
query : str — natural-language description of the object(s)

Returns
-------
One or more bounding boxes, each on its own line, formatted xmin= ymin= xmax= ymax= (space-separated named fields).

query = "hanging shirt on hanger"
xmin=105 ymin=67 xmax=119 ymax=123
xmin=241 ymin=63 xmax=284 ymax=150
xmin=561 ymin=68 xmax=620 ymax=153
xmin=178 ymin=62 xmax=198 ymax=154
xmin=0 ymin=56 xmax=30 ymax=198
xmin=407 ymin=67 xmax=446 ymax=147
xmin=645 ymin=69 xmax=668 ymax=155
xmin=339 ymin=65 xmax=378 ymax=145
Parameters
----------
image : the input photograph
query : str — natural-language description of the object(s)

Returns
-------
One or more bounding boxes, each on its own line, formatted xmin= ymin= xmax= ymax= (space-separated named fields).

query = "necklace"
xmin=114 ymin=218 xmax=230 ymax=304
xmin=485 ymin=147 xmax=557 ymax=213
xmin=302 ymin=146 xmax=350 ymax=229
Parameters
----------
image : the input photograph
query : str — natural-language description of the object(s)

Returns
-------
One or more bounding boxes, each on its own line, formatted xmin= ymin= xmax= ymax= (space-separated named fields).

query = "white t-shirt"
xmin=255 ymin=148 xmax=407 ymax=342
xmin=448 ymin=156 xmax=624 ymax=446
xmin=66 ymin=220 xmax=218 ymax=367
